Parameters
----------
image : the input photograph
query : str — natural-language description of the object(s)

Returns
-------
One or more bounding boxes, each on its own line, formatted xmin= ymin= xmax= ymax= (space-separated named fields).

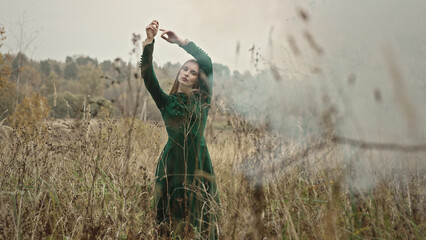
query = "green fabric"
xmin=140 ymin=40 xmax=219 ymax=238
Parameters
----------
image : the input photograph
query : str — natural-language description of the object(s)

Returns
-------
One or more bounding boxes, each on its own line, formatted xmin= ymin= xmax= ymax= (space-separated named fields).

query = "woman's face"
xmin=178 ymin=61 xmax=199 ymax=87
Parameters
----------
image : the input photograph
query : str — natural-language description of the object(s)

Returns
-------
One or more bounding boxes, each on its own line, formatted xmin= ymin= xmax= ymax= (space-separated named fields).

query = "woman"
xmin=140 ymin=20 xmax=219 ymax=238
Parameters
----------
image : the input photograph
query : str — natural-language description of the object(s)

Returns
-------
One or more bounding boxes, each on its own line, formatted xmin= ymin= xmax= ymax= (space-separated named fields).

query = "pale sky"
xmin=0 ymin=0 xmax=298 ymax=71
xmin=2 ymin=0 xmax=425 ymax=73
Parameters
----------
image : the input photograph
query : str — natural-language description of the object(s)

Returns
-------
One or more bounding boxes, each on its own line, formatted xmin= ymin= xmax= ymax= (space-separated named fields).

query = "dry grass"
xmin=0 ymin=112 xmax=424 ymax=240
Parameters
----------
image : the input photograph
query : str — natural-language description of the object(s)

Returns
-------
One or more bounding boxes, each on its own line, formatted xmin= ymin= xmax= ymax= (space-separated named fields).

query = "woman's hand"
xmin=160 ymin=29 xmax=187 ymax=46
xmin=145 ymin=20 xmax=159 ymax=40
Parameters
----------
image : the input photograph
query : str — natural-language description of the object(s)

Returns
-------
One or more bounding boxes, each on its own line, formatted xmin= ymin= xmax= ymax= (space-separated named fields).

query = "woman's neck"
xmin=177 ymin=84 xmax=193 ymax=95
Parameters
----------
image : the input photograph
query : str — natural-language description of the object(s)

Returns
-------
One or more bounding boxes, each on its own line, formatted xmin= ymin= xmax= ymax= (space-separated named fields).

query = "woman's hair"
xmin=169 ymin=59 xmax=201 ymax=95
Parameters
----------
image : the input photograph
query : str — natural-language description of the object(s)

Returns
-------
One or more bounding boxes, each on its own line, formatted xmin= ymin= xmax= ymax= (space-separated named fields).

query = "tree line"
xmin=0 ymin=47 xmax=239 ymax=125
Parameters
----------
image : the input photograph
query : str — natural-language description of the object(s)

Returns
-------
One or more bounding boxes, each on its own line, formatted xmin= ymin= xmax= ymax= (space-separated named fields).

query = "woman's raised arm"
xmin=140 ymin=20 xmax=168 ymax=109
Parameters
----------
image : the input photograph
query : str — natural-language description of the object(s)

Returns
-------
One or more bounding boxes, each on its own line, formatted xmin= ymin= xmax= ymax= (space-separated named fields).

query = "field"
xmin=0 ymin=114 xmax=424 ymax=239
xmin=1 ymin=1 xmax=426 ymax=239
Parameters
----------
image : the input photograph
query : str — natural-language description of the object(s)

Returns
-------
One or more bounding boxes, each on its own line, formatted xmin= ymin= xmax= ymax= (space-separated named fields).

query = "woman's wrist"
xmin=143 ymin=38 xmax=154 ymax=48
xmin=178 ymin=38 xmax=190 ymax=47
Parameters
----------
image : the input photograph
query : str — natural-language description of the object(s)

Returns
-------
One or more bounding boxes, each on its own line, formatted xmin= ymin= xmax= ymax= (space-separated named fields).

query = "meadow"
xmin=0 ymin=111 xmax=424 ymax=239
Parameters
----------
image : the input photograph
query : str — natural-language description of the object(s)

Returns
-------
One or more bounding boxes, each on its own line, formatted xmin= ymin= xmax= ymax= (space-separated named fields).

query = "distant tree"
xmin=213 ymin=63 xmax=230 ymax=77
xmin=0 ymin=25 xmax=14 ymax=120
xmin=48 ymin=92 xmax=112 ymax=119
xmin=76 ymin=56 xmax=98 ymax=66
xmin=40 ymin=60 xmax=51 ymax=77
xmin=48 ymin=91 xmax=84 ymax=118
xmin=77 ymin=64 xmax=104 ymax=96
xmin=10 ymin=52 xmax=28 ymax=80
xmin=0 ymin=81 xmax=15 ymax=121
xmin=47 ymin=93 xmax=68 ymax=118
xmin=41 ymin=71 xmax=58 ymax=96
xmin=20 ymin=65 xmax=41 ymax=94
xmin=53 ymin=64 xmax=62 ymax=78
xmin=0 ymin=52 xmax=11 ymax=90
xmin=232 ymin=70 xmax=241 ymax=78
xmin=65 ymin=56 xmax=73 ymax=64
xmin=100 ymin=60 xmax=116 ymax=82
xmin=163 ymin=61 xmax=181 ymax=78
xmin=100 ymin=60 xmax=112 ymax=72
xmin=64 ymin=61 xmax=78 ymax=80
xmin=8 ymin=93 xmax=50 ymax=130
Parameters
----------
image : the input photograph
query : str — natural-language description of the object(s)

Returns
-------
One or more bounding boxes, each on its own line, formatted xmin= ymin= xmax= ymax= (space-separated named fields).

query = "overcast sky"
xmin=0 ymin=0 xmax=298 ymax=71
xmin=1 ymin=0 xmax=425 ymax=73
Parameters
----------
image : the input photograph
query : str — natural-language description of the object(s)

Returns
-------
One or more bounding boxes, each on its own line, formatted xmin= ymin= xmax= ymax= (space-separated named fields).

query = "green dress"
xmin=140 ymin=39 xmax=219 ymax=238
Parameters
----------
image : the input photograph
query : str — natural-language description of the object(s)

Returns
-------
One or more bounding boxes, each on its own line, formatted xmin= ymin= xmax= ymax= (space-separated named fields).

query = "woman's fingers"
xmin=159 ymin=29 xmax=170 ymax=35
xmin=145 ymin=20 xmax=160 ymax=39
xmin=147 ymin=20 xmax=159 ymax=31
xmin=146 ymin=25 xmax=157 ymax=31
xmin=158 ymin=28 xmax=178 ymax=43
xmin=146 ymin=25 xmax=158 ymax=38
xmin=160 ymin=30 xmax=171 ymax=40
xmin=161 ymin=33 xmax=169 ymax=41
xmin=161 ymin=31 xmax=172 ymax=38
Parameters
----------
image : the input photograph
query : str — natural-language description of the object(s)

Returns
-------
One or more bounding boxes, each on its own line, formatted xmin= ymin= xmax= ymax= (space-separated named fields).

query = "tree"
xmin=77 ymin=64 xmax=104 ymax=97
xmin=0 ymin=27 xmax=11 ymax=89
xmin=213 ymin=63 xmax=230 ymax=77
xmin=0 ymin=81 xmax=16 ymax=122
xmin=76 ymin=56 xmax=98 ymax=66
xmin=53 ymin=63 xmax=62 ymax=78
xmin=0 ymin=25 xmax=14 ymax=120
xmin=8 ymin=93 xmax=50 ymax=130
xmin=64 ymin=61 xmax=78 ymax=80
xmin=100 ymin=60 xmax=112 ymax=72
xmin=65 ymin=56 xmax=73 ymax=64
xmin=0 ymin=53 xmax=11 ymax=89
xmin=19 ymin=65 xmax=42 ymax=94
xmin=47 ymin=91 xmax=84 ymax=118
xmin=40 ymin=60 xmax=51 ymax=77
xmin=10 ymin=52 xmax=28 ymax=80
xmin=41 ymin=71 xmax=58 ymax=96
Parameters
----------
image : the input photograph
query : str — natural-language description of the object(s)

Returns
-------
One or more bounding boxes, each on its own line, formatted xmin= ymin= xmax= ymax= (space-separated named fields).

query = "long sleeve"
xmin=140 ymin=39 xmax=168 ymax=110
xmin=181 ymin=42 xmax=213 ymax=103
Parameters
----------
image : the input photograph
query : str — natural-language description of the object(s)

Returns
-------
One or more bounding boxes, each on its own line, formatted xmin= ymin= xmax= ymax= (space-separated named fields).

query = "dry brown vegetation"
xmin=0 ymin=110 xmax=424 ymax=239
